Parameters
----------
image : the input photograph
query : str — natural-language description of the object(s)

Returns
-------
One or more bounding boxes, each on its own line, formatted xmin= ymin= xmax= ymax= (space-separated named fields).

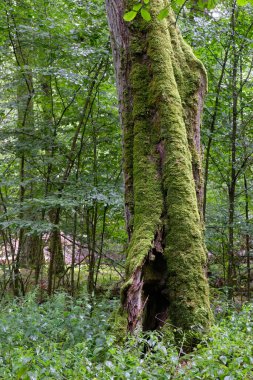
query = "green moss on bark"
xmin=125 ymin=39 xmax=163 ymax=278
xmin=145 ymin=1 xmax=212 ymax=333
xmin=107 ymin=0 xmax=212 ymax=344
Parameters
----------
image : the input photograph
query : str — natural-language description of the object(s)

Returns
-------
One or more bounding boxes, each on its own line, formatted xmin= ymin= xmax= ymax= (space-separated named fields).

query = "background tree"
xmin=0 ymin=0 xmax=125 ymax=296
xmin=182 ymin=0 xmax=253 ymax=299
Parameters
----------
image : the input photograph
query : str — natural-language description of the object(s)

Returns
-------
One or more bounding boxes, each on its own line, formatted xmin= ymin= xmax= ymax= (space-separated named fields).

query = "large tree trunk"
xmin=106 ymin=0 xmax=212 ymax=341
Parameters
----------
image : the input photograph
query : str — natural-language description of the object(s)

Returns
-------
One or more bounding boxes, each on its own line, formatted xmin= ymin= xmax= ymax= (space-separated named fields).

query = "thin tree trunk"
xmin=87 ymin=203 xmax=98 ymax=295
xmin=227 ymin=0 xmax=238 ymax=299
xmin=94 ymin=205 xmax=108 ymax=290
xmin=48 ymin=208 xmax=64 ymax=295
xmin=239 ymin=52 xmax=251 ymax=301
xmin=203 ymin=44 xmax=230 ymax=220
xmin=71 ymin=210 xmax=77 ymax=296
xmin=244 ymin=175 xmax=251 ymax=301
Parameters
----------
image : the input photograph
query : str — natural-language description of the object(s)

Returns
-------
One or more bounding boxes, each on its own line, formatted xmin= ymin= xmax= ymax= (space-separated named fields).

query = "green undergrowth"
xmin=0 ymin=292 xmax=252 ymax=379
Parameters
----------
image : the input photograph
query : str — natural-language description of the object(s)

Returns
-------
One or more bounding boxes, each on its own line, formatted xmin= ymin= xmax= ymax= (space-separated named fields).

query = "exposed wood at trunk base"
xmin=126 ymin=244 xmax=168 ymax=333
xmin=126 ymin=268 xmax=143 ymax=333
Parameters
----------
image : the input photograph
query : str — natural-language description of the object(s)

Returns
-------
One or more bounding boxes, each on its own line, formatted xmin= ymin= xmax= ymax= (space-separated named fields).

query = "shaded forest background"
xmin=0 ymin=0 xmax=252 ymax=301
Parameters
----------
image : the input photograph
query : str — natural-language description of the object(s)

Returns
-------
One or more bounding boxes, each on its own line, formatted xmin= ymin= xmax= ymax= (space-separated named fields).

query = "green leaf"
xmin=17 ymin=366 xmax=28 ymax=378
xmin=123 ymin=11 xmax=137 ymax=22
xmin=197 ymin=0 xmax=218 ymax=9
xmin=157 ymin=7 xmax=169 ymax=20
xmin=141 ymin=8 xmax=151 ymax=21
xmin=133 ymin=4 xmax=142 ymax=11
xmin=237 ymin=0 xmax=248 ymax=5
xmin=143 ymin=0 xmax=150 ymax=4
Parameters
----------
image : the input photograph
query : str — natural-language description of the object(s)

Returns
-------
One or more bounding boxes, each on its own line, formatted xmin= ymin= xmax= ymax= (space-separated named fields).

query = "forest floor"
xmin=0 ymin=290 xmax=252 ymax=379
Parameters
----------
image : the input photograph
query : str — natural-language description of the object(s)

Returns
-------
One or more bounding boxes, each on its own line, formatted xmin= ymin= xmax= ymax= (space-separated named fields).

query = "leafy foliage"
xmin=123 ymin=0 xmax=152 ymax=22
xmin=0 ymin=293 xmax=252 ymax=379
xmin=123 ymin=0 xmax=253 ymax=23
xmin=177 ymin=303 xmax=253 ymax=379
xmin=123 ymin=10 xmax=138 ymax=21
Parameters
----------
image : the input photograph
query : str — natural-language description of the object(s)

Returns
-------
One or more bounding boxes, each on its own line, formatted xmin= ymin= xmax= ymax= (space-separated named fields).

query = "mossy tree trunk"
xmin=106 ymin=0 xmax=212 ymax=341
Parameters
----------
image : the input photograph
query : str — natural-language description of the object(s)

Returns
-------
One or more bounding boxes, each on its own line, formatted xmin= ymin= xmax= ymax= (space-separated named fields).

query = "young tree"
xmin=106 ymin=0 xmax=212 ymax=340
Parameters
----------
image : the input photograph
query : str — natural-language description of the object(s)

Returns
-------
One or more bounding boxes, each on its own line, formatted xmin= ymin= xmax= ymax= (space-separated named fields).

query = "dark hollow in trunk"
xmin=142 ymin=252 xmax=168 ymax=331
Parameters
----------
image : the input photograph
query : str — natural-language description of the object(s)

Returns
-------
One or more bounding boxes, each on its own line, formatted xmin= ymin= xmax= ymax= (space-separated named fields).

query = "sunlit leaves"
xmin=123 ymin=0 xmax=152 ymax=22
xmin=133 ymin=3 xmax=142 ymax=11
xmin=141 ymin=8 xmax=151 ymax=21
xmin=175 ymin=0 xmax=187 ymax=5
xmin=173 ymin=0 xmax=253 ymax=9
xmin=123 ymin=10 xmax=137 ymax=21
xmin=124 ymin=0 xmax=253 ymax=23
xmin=237 ymin=0 xmax=251 ymax=5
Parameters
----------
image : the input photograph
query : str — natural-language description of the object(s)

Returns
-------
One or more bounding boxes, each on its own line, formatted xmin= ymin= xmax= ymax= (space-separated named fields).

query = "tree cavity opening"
xmin=142 ymin=251 xmax=169 ymax=331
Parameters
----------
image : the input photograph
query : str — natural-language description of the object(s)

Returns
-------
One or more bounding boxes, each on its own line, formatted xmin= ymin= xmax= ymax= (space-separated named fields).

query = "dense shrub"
xmin=177 ymin=303 xmax=253 ymax=380
xmin=0 ymin=292 xmax=252 ymax=379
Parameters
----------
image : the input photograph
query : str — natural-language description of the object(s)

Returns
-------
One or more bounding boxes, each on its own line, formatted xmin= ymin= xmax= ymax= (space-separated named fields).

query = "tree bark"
xmin=106 ymin=0 xmax=211 ymax=341
xmin=47 ymin=208 xmax=65 ymax=295
xmin=227 ymin=0 xmax=238 ymax=299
